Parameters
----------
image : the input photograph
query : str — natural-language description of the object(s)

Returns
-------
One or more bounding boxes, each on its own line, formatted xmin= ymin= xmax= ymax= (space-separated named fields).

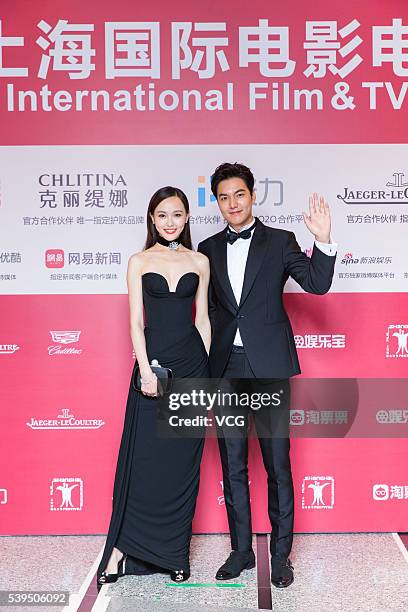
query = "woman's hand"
xmin=140 ymin=371 xmax=158 ymax=397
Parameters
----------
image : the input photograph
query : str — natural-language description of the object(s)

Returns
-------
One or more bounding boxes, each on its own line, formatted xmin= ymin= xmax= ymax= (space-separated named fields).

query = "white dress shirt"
xmin=226 ymin=219 xmax=337 ymax=346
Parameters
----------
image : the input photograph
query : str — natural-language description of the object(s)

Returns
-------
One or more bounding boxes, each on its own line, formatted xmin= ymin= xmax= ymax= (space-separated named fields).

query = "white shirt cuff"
xmin=314 ymin=240 xmax=337 ymax=256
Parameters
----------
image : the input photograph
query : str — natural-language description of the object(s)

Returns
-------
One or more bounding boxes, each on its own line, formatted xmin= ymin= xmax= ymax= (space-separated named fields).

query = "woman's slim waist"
xmin=144 ymin=323 xmax=195 ymax=332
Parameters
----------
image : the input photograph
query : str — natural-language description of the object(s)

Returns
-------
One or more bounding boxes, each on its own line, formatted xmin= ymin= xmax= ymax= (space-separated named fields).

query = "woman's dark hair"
xmin=211 ymin=162 xmax=255 ymax=198
xmin=144 ymin=186 xmax=192 ymax=250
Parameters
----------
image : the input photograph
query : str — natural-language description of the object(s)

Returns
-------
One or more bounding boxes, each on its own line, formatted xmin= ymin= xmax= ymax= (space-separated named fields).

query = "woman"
xmin=97 ymin=186 xmax=211 ymax=585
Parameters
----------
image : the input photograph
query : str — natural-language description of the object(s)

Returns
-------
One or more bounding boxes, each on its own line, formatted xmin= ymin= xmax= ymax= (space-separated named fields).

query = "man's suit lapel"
xmin=239 ymin=220 xmax=269 ymax=307
xmin=213 ymin=228 xmax=239 ymax=311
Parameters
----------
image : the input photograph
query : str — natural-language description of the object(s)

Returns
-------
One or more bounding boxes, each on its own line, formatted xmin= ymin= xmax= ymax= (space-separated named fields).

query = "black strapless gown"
xmin=97 ymin=272 xmax=209 ymax=579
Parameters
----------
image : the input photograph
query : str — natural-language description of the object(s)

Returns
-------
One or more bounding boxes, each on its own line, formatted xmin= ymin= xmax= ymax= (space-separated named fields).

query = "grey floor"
xmin=0 ymin=533 xmax=407 ymax=611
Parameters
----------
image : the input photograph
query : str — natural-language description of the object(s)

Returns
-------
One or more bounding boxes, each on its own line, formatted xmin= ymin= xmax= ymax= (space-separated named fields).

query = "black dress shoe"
xmin=98 ymin=554 xmax=126 ymax=585
xmin=271 ymin=556 xmax=294 ymax=588
xmin=215 ymin=550 xmax=256 ymax=580
xmin=170 ymin=569 xmax=190 ymax=582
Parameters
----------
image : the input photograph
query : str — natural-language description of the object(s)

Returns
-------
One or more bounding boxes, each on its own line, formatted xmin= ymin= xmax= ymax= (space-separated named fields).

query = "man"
xmin=198 ymin=162 xmax=336 ymax=588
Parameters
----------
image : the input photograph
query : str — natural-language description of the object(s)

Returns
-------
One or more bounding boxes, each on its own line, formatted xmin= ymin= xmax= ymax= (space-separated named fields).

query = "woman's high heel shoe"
xmin=170 ymin=569 xmax=190 ymax=583
xmin=98 ymin=554 xmax=126 ymax=585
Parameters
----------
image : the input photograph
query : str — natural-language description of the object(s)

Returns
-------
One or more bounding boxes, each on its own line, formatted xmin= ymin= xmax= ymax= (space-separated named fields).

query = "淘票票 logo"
xmin=372 ymin=483 xmax=408 ymax=501
xmin=290 ymin=410 xmax=305 ymax=425
xmin=373 ymin=484 xmax=389 ymax=501
xmin=291 ymin=410 xmax=348 ymax=426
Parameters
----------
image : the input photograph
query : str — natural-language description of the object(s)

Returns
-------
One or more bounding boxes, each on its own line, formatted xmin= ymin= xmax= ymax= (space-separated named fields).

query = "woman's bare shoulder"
xmin=128 ymin=251 xmax=150 ymax=270
xmin=192 ymin=250 xmax=209 ymax=266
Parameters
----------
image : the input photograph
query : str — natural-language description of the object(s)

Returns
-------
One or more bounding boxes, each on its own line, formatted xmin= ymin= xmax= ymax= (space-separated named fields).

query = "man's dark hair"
xmin=211 ymin=162 xmax=255 ymax=198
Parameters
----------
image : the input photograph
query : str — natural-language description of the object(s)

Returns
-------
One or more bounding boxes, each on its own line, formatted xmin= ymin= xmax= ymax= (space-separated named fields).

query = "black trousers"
xmin=216 ymin=347 xmax=294 ymax=559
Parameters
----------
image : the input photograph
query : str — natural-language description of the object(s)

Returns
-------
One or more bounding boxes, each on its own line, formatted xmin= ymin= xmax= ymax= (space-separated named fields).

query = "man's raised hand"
xmin=303 ymin=192 xmax=331 ymax=243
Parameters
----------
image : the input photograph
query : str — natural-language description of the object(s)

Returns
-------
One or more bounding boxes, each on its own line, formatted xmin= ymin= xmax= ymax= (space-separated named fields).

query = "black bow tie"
xmin=226 ymin=222 xmax=256 ymax=245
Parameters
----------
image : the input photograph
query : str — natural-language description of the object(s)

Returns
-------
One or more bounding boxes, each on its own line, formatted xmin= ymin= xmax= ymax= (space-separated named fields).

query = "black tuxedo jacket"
xmin=198 ymin=219 xmax=336 ymax=379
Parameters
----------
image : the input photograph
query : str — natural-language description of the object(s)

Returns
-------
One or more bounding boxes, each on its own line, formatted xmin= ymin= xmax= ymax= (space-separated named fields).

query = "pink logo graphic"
xmin=290 ymin=410 xmax=304 ymax=425
xmin=0 ymin=488 xmax=7 ymax=504
xmin=217 ymin=480 xmax=225 ymax=506
xmin=0 ymin=344 xmax=20 ymax=354
xmin=341 ymin=252 xmax=359 ymax=265
xmin=27 ymin=407 xmax=104 ymax=430
xmin=48 ymin=331 xmax=82 ymax=355
xmin=50 ymin=331 xmax=81 ymax=344
xmin=50 ymin=478 xmax=83 ymax=511
xmin=302 ymin=476 xmax=335 ymax=509
xmin=45 ymin=249 xmax=64 ymax=268
xmin=386 ymin=324 xmax=408 ymax=358
xmin=218 ymin=480 xmax=252 ymax=506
